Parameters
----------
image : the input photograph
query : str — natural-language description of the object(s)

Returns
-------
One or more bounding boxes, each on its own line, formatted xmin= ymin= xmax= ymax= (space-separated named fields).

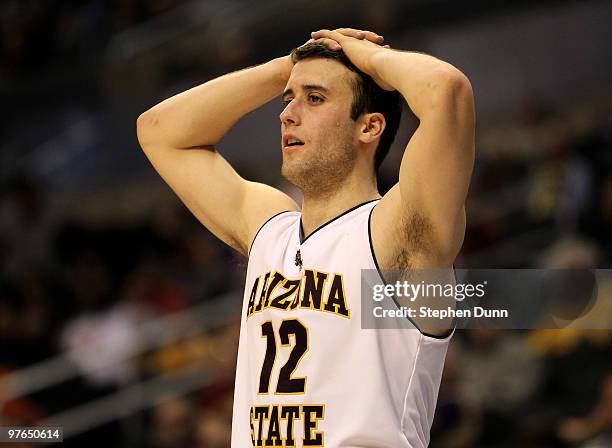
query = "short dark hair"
xmin=291 ymin=42 xmax=402 ymax=171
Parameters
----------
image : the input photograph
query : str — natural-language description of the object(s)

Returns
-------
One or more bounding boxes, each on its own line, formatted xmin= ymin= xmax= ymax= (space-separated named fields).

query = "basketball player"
xmin=137 ymin=28 xmax=474 ymax=447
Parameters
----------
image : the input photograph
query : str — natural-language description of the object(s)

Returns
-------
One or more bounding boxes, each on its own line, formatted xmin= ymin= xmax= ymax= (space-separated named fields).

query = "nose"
xmin=280 ymin=99 xmax=300 ymax=126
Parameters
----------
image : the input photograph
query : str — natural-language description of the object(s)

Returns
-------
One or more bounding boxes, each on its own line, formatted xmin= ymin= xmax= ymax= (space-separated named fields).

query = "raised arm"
xmin=136 ymin=56 xmax=300 ymax=256
xmin=311 ymin=30 xmax=475 ymax=268
xmin=372 ymin=49 xmax=475 ymax=267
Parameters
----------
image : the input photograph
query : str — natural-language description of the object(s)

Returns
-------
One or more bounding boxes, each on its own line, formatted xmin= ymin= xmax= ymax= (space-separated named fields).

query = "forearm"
xmin=371 ymin=49 xmax=470 ymax=119
xmin=137 ymin=56 xmax=292 ymax=148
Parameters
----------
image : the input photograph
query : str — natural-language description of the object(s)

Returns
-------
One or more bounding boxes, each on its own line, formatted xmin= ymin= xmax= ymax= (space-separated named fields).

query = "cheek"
xmin=304 ymin=106 xmax=354 ymax=146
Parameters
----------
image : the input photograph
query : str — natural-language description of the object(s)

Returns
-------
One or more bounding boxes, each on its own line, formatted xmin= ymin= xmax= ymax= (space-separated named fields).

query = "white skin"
xmin=280 ymin=58 xmax=376 ymax=198
xmin=137 ymin=28 xmax=475 ymax=335
xmin=279 ymin=56 xmax=388 ymax=237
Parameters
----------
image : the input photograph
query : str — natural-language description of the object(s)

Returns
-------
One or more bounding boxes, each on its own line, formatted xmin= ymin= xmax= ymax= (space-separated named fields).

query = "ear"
xmin=358 ymin=112 xmax=386 ymax=145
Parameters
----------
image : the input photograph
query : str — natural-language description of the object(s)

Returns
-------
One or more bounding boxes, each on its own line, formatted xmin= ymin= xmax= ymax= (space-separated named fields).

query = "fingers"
xmin=299 ymin=37 xmax=342 ymax=51
xmin=311 ymin=28 xmax=384 ymax=45
xmin=310 ymin=29 xmax=343 ymax=43
xmin=359 ymin=30 xmax=385 ymax=44
xmin=333 ymin=27 xmax=366 ymax=39
xmin=318 ymin=38 xmax=341 ymax=51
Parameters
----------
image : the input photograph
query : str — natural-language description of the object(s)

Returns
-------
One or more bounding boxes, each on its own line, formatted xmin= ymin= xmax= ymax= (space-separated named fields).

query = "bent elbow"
xmin=136 ymin=110 xmax=160 ymax=148
xmin=427 ymin=69 xmax=474 ymax=120
xmin=437 ymin=69 xmax=473 ymax=103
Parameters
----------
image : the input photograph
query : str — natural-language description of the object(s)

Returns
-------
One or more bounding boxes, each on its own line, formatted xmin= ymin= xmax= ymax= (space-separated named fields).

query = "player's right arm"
xmin=136 ymin=56 xmax=300 ymax=256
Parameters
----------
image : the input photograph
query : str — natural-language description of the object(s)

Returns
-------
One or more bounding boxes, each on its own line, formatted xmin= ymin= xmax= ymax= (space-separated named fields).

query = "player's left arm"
xmin=312 ymin=30 xmax=475 ymax=268
xmin=373 ymin=50 xmax=475 ymax=269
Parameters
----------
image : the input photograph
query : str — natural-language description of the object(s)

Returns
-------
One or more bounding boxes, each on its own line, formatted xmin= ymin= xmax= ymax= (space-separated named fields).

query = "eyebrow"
xmin=282 ymin=84 xmax=330 ymax=99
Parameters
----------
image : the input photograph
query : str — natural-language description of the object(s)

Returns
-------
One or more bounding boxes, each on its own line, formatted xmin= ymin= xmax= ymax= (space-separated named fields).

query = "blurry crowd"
xmin=0 ymin=176 xmax=242 ymax=445
xmin=1 ymin=1 xmax=612 ymax=447
xmin=0 ymin=0 xmax=187 ymax=79
xmin=461 ymin=99 xmax=612 ymax=268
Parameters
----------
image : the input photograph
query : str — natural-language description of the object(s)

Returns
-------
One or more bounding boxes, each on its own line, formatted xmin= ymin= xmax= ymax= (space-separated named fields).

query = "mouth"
xmin=282 ymin=135 xmax=305 ymax=150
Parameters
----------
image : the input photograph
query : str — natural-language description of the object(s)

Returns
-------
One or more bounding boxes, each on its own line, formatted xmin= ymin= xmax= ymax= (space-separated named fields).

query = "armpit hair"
xmin=394 ymin=212 xmax=435 ymax=271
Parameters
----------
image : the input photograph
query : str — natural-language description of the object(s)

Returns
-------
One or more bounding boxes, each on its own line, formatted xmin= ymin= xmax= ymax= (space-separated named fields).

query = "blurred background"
xmin=1 ymin=0 xmax=612 ymax=446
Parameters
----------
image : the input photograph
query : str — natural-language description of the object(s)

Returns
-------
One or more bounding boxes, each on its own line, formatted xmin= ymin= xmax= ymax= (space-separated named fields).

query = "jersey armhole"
xmin=247 ymin=210 xmax=293 ymax=258
xmin=367 ymin=204 xmax=456 ymax=341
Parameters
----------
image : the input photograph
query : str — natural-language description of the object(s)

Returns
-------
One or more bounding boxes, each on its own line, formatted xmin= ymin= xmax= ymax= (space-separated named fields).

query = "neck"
xmin=300 ymin=170 xmax=380 ymax=239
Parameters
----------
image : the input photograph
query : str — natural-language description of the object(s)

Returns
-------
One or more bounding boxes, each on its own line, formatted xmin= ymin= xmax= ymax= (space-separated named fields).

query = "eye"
xmin=308 ymin=94 xmax=323 ymax=104
xmin=281 ymin=98 xmax=293 ymax=107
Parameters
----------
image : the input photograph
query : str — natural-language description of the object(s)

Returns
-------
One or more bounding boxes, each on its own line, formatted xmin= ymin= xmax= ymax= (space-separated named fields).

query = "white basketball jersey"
xmin=231 ymin=200 xmax=452 ymax=447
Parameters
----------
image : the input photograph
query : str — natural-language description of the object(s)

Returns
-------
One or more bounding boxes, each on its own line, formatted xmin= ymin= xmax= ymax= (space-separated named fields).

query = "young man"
xmin=137 ymin=28 xmax=475 ymax=447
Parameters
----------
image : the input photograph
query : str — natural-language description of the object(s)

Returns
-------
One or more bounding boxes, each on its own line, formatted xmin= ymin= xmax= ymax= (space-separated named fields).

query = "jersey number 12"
xmin=258 ymin=319 xmax=308 ymax=394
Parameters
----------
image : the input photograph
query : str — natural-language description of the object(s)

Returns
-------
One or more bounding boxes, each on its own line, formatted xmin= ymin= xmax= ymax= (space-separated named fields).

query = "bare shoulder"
xmin=244 ymin=181 xmax=300 ymax=254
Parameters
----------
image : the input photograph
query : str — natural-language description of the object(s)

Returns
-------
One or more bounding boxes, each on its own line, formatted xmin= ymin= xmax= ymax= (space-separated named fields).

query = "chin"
xmin=281 ymin=162 xmax=303 ymax=188
xmin=281 ymin=144 xmax=356 ymax=194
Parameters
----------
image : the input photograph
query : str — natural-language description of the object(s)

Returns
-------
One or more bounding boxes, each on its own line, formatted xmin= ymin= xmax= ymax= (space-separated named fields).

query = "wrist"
xmin=368 ymin=48 xmax=396 ymax=91
xmin=270 ymin=55 xmax=293 ymax=84
xmin=368 ymin=48 xmax=389 ymax=79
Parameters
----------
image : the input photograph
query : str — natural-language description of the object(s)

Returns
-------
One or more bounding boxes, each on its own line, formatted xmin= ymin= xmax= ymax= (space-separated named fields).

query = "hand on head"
xmin=294 ymin=27 xmax=394 ymax=91
xmin=303 ymin=27 xmax=385 ymax=51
